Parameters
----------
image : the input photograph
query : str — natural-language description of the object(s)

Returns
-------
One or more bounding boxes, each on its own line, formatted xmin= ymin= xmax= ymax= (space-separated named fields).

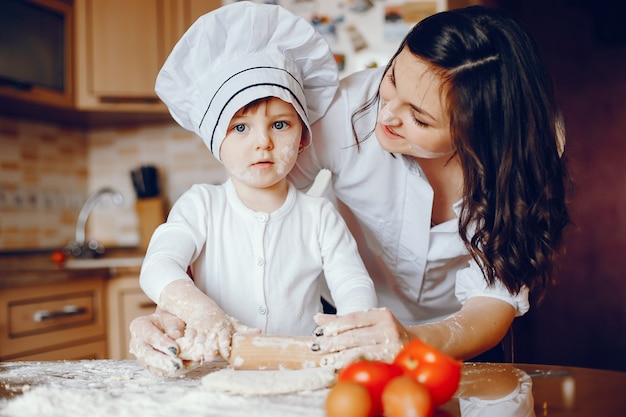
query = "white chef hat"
xmin=155 ymin=1 xmax=339 ymax=162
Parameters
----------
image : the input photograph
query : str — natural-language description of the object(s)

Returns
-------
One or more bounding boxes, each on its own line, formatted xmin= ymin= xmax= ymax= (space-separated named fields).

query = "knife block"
xmin=135 ymin=197 xmax=165 ymax=251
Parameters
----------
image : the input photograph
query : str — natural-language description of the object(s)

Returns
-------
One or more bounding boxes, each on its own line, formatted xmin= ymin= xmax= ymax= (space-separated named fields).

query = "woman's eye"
xmin=233 ymin=124 xmax=247 ymax=133
xmin=412 ymin=116 xmax=428 ymax=128
xmin=273 ymin=121 xmax=289 ymax=130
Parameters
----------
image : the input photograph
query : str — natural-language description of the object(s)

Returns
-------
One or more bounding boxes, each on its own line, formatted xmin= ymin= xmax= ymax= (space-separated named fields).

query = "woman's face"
xmin=375 ymin=47 xmax=453 ymax=160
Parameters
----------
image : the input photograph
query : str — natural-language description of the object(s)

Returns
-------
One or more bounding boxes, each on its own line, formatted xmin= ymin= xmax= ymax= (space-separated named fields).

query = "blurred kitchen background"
xmin=1 ymin=0 xmax=625 ymax=371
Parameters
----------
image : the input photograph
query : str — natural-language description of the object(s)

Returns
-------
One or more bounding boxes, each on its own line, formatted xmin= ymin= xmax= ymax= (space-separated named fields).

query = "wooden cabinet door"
xmin=164 ymin=0 xmax=222 ymax=53
xmin=13 ymin=340 xmax=107 ymax=361
xmin=107 ymin=274 xmax=157 ymax=360
xmin=74 ymin=0 xmax=166 ymax=110
xmin=74 ymin=0 xmax=220 ymax=112
xmin=89 ymin=0 xmax=161 ymax=97
xmin=0 ymin=278 xmax=106 ymax=360
xmin=185 ymin=0 xmax=222 ymax=24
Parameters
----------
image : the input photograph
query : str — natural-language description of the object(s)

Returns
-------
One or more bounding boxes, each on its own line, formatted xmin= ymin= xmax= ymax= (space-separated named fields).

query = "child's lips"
xmin=251 ymin=160 xmax=273 ymax=167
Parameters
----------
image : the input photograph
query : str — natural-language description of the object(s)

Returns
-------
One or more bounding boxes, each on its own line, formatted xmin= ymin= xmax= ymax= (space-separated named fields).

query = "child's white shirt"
xmin=140 ymin=179 xmax=377 ymax=336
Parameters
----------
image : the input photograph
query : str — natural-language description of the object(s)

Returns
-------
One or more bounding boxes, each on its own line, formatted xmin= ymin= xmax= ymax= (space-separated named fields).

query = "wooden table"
xmin=0 ymin=360 xmax=624 ymax=416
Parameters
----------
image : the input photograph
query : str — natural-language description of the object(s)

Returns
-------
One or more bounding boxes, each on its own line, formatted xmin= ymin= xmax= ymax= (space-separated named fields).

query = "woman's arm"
xmin=313 ymin=296 xmax=515 ymax=368
xmin=409 ymin=297 xmax=515 ymax=360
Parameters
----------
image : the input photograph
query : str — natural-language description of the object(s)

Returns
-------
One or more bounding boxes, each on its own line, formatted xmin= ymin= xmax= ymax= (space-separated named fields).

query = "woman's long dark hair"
xmin=352 ymin=6 xmax=570 ymax=301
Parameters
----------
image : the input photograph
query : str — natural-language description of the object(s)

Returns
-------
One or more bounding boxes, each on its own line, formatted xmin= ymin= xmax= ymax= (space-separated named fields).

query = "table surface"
xmin=0 ymin=360 xmax=625 ymax=417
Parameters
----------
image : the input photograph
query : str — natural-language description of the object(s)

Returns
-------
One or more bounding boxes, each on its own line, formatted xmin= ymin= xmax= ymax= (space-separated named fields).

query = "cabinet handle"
xmin=139 ymin=301 xmax=157 ymax=309
xmin=33 ymin=305 xmax=88 ymax=322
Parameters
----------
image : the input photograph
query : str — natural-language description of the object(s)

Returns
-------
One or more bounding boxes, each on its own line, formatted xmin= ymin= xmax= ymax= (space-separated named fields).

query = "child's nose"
xmin=255 ymin=130 xmax=273 ymax=149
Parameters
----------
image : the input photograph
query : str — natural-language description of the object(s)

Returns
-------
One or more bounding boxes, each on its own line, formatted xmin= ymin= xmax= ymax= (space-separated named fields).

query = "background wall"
xmin=497 ymin=0 xmax=626 ymax=371
xmin=0 ymin=118 xmax=87 ymax=249
xmin=0 ymin=117 xmax=226 ymax=250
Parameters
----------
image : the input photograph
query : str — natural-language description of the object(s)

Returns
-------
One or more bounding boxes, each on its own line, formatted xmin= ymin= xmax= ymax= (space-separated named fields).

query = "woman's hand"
xmin=128 ymin=308 xmax=195 ymax=377
xmin=312 ymin=308 xmax=410 ymax=369
xmin=312 ymin=298 xmax=516 ymax=368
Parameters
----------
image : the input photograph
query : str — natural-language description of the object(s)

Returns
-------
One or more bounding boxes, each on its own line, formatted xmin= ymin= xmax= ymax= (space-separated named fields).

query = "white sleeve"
xmin=318 ymin=199 xmax=378 ymax=314
xmin=139 ymin=186 xmax=208 ymax=303
xmin=290 ymin=68 xmax=383 ymax=192
xmin=455 ymin=260 xmax=531 ymax=316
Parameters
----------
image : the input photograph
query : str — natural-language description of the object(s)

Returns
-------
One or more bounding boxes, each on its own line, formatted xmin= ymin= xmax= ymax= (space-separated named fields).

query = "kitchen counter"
xmin=0 ymin=360 xmax=540 ymax=417
xmin=0 ymin=248 xmax=143 ymax=288
xmin=2 ymin=360 xmax=626 ymax=416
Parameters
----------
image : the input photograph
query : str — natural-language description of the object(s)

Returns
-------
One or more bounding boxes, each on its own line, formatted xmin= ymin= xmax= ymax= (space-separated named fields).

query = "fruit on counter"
xmin=393 ymin=340 xmax=462 ymax=407
xmin=325 ymin=380 xmax=374 ymax=417
xmin=50 ymin=250 xmax=66 ymax=264
xmin=337 ymin=360 xmax=404 ymax=416
xmin=325 ymin=340 xmax=460 ymax=417
xmin=381 ymin=375 xmax=434 ymax=417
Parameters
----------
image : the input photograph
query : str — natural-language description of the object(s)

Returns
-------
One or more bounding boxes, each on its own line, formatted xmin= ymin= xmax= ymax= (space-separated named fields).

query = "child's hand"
xmin=158 ymin=279 xmax=261 ymax=364
xmin=158 ymin=280 xmax=229 ymax=362
xmin=175 ymin=312 xmax=257 ymax=362
xmin=129 ymin=307 xmax=190 ymax=377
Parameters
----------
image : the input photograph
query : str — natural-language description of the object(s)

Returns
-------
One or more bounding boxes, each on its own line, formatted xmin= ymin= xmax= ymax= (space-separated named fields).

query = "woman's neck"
xmin=417 ymin=156 xmax=463 ymax=226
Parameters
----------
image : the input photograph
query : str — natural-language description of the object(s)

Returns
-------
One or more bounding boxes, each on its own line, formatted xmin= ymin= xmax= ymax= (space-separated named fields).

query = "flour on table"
xmin=202 ymin=367 xmax=337 ymax=395
xmin=0 ymin=360 xmax=330 ymax=417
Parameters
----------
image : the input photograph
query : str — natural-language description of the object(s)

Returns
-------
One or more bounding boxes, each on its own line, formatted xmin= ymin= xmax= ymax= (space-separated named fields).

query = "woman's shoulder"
xmin=291 ymin=186 xmax=338 ymax=215
xmin=339 ymin=67 xmax=385 ymax=99
xmin=311 ymin=67 xmax=384 ymax=150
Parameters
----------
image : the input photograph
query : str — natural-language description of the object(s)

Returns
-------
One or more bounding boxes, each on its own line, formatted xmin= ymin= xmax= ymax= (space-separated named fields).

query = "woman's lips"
xmin=380 ymin=123 xmax=402 ymax=139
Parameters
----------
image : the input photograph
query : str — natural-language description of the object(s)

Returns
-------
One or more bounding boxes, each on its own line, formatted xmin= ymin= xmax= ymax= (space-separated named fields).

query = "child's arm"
xmin=318 ymin=200 xmax=378 ymax=314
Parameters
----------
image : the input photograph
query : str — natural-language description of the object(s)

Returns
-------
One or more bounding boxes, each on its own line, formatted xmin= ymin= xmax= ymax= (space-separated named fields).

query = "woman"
xmin=130 ymin=5 xmax=569 ymax=375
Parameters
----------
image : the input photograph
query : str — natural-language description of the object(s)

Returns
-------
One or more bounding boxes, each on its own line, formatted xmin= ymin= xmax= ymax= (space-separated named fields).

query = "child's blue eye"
xmin=273 ymin=121 xmax=288 ymax=130
xmin=234 ymin=124 xmax=247 ymax=133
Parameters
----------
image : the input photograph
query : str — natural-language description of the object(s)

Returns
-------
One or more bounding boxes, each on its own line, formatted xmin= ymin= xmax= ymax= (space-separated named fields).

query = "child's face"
xmin=220 ymin=97 xmax=304 ymax=189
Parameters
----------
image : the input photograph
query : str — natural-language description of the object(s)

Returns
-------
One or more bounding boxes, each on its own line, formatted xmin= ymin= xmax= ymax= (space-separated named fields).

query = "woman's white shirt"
xmin=289 ymin=68 xmax=529 ymax=325
xmin=140 ymin=179 xmax=377 ymax=336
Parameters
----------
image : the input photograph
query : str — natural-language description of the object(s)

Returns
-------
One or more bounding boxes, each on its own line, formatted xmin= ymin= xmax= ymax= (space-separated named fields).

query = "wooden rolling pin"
xmin=227 ymin=333 xmax=324 ymax=370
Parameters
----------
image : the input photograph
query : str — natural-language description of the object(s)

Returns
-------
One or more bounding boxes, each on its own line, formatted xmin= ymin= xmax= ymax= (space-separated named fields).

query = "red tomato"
xmin=393 ymin=340 xmax=462 ymax=407
xmin=326 ymin=381 xmax=374 ymax=417
xmin=50 ymin=250 xmax=66 ymax=264
xmin=381 ymin=375 xmax=434 ymax=417
xmin=339 ymin=360 xmax=405 ymax=416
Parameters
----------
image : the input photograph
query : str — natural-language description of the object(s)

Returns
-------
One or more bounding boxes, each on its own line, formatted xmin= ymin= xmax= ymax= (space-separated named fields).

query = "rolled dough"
xmin=202 ymin=367 xmax=337 ymax=395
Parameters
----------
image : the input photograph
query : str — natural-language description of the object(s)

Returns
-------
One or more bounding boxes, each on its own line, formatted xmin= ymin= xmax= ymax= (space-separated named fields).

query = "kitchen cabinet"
xmin=106 ymin=270 xmax=156 ymax=360
xmin=74 ymin=0 xmax=162 ymax=111
xmin=0 ymin=277 xmax=107 ymax=361
xmin=184 ymin=0 xmax=223 ymax=26
xmin=74 ymin=0 xmax=220 ymax=112
xmin=0 ymin=0 xmax=220 ymax=125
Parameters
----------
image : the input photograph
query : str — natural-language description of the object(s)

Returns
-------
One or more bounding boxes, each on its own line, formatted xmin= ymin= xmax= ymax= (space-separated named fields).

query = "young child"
xmin=139 ymin=2 xmax=377 ymax=365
